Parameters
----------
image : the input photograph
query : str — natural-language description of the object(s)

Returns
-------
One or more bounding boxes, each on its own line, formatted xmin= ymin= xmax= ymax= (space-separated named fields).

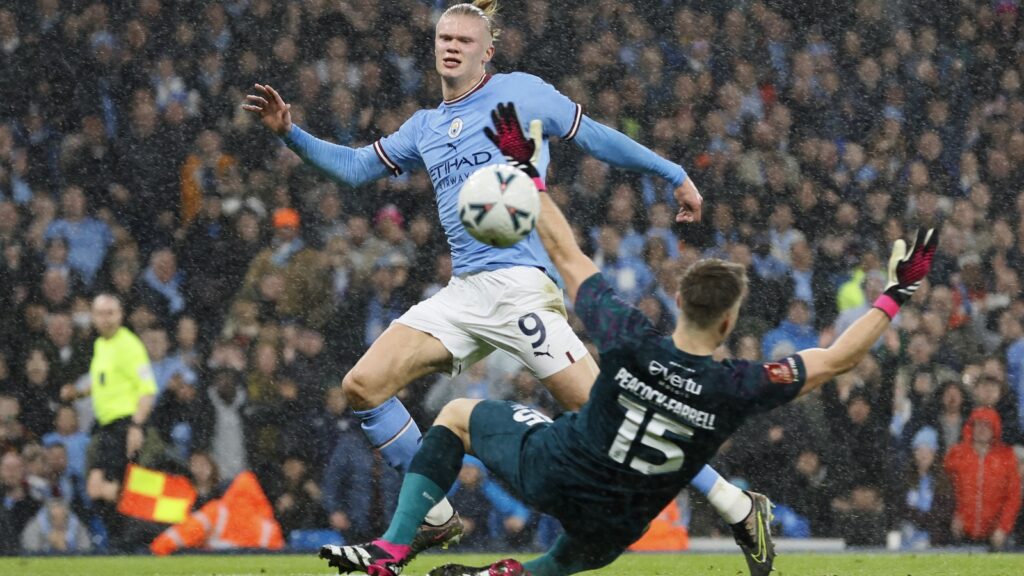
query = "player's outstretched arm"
xmin=537 ymin=192 xmax=599 ymax=301
xmin=242 ymin=83 xmax=389 ymax=187
xmin=485 ymin=103 xmax=598 ymax=300
xmin=797 ymin=228 xmax=938 ymax=395
xmin=572 ymin=116 xmax=703 ymax=223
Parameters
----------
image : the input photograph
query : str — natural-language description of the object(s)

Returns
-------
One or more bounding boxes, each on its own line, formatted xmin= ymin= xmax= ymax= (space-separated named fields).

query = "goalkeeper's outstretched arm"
xmin=243 ymin=83 xmax=388 ymax=187
xmin=797 ymin=228 xmax=938 ymax=396
xmin=536 ymin=192 xmax=599 ymax=302
xmin=797 ymin=309 xmax=891 ymax=395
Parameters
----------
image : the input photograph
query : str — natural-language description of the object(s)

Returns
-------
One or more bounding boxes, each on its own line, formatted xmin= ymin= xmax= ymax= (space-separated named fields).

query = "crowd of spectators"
xmin=1 ymin=0 xmax=1024 ymax=554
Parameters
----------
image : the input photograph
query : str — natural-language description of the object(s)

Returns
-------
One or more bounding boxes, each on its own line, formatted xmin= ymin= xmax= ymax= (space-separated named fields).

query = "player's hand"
xmin=673 ymin=178 xmax=703 ymax=223
xmin=883 ymin=227 xmax=939 ymax=306
xmin=126 ymin=425 xmax=144 ymax=459
xmin=484 ymin=102 xmax=542 ymax=179
xmin=242 ymin=83 xmax=293 ymax=136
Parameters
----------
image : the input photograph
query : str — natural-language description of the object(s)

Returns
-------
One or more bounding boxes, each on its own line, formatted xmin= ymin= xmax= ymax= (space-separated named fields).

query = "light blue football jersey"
xmin=373 ymin=72 xmax=583 ymax=276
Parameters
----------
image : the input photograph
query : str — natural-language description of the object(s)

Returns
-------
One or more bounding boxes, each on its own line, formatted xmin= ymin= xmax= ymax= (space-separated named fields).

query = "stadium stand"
xmin=0 ymin=0 xmax=1023 ymax=554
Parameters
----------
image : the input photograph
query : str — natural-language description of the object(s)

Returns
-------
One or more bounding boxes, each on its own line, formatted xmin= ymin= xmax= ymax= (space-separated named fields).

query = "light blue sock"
xmin=353 ymin=397 xmax=421 ymax=473
xmin=690 ymin=464 xmax=722 ymax=495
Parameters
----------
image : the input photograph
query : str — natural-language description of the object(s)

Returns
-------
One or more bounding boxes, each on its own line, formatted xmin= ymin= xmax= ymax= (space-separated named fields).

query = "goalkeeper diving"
xmin=318 ymin=104 xmax=940 ymax=576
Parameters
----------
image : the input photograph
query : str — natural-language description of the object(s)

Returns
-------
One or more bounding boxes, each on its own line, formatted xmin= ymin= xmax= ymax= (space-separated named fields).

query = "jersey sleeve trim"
xmin=564 ymin=104 xmax=583 ymax=141
xmin=373 ymin=139 xmax=402 ymax=176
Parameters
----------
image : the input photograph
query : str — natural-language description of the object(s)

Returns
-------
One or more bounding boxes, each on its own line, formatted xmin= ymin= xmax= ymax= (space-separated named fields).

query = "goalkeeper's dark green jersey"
xmin=519 ymin=273 xmax=807 ymax=544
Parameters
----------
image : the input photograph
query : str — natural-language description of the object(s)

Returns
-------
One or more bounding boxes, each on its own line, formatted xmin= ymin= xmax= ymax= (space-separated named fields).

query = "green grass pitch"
xmin=1 ymin=552 xmax=1021 ymax=576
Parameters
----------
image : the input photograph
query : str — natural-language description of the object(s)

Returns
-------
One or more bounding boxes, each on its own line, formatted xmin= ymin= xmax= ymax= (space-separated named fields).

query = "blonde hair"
xmin=442 ymin=0 xmax=501 ymax=41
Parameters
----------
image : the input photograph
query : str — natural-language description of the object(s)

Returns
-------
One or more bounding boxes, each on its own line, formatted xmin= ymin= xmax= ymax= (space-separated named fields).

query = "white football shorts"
xmin=396 ymin=266 xmax=588 ymax=379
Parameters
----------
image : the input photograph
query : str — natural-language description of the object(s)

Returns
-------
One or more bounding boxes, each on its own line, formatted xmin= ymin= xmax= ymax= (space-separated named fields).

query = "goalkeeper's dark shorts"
xmin=468 ymin=400 xmax=547 ymax=498
xmin=468 ymin=400 xmax=646 ymax=550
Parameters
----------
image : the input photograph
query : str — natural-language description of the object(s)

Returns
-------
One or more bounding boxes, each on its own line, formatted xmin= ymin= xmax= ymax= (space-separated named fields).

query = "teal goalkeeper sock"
xmin=524 ymin=535 xmax=575 ymax=576
xmin=381 ymin=473 xmax=448 ymax=545
xmin=382 ymin=426 xmax=465 ymax=545
xmin=523 ymin=554 xmax=567 ymax=576
xmin=524 ymin=534 xmax=625 ymax=576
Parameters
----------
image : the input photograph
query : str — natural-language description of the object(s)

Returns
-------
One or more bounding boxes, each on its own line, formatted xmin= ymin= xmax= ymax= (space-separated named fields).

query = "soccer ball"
xmin=458 ymin=164 xmax=540 ymax=248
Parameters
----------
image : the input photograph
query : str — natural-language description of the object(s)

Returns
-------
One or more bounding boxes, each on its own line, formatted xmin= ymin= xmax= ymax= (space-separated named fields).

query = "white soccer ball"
xmin=458 ymin=164 xmax=540 ymax=248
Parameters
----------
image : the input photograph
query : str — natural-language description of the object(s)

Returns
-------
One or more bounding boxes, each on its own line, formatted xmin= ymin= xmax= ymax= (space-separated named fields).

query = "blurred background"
xmin=0 ymin=0 xmax=1023 ymax=556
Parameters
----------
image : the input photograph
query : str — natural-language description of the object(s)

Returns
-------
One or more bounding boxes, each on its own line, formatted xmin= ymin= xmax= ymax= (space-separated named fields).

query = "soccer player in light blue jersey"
xmin=244 ymin=0 xmax=758 ymax=563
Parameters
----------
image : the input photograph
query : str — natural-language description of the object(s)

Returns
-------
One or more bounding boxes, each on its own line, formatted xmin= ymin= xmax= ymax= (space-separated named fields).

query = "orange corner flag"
xmin=118 ymin=464 xmax=197 ymax=524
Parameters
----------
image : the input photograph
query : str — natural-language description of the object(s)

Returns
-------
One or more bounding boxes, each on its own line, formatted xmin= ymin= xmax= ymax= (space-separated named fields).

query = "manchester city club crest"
xmin=448 ymin=117 xmax=463 ymax=138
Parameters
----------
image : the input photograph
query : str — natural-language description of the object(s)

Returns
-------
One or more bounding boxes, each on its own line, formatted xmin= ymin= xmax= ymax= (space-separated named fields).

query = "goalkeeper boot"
xmin=411 ymin=511 xmax=464 ymax=555
xmin=319 ymin=540 xmax=411 ymax=576
xmin=428 ymin=558 xmax=530 ymax=576
xmin=730 ymin=490 xmax=776 ymax=576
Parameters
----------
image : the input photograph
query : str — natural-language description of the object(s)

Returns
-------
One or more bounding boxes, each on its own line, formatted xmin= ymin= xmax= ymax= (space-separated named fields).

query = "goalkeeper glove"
xmin=873 ymin=227 xmax=939 ymax=319
xmin=484 ymin=102 xmax=545 ymax=190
